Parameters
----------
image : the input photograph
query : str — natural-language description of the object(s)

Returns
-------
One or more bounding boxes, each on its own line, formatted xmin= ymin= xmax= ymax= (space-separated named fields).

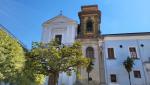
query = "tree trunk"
xmin=128 ymin=72 xmax=131 ymax=85
xmin=88 ymin=72 xmax=90 ymax=81
xmin=48 ymin=73 xmax=59 ymax=85
xmin=87 ymin=72 xmax=90 ymax=85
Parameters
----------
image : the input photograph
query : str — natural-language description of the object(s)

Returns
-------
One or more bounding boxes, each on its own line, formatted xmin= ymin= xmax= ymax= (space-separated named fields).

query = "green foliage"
xmin=0 ymin=29 xmax=25 ymax=83
xmin=14 ymin=56 xmax=45 ymax=85
xmin=28 ymin=40 xmax=89 ymax=85
xmin=86 ymin=59 xmax=94 ymax=81
xmin=123 ymin=57 xmax=134 ymax=72
xmin=30 ymin=41 xmax=89 ymax=74
xmin=86 ymin=59 xmax=94 ymax=73
xmin=123 ymin=57 xmax=134 ymax=85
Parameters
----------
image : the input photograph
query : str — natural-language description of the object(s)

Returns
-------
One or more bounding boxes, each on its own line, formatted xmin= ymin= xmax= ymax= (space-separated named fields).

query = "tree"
xmin=28 ymin=41 xmax=89 ymax=85
xmin=14 ymin=54 xmax=45 ymax=85
xmin=0 ymin=29 xmax=25 ymax=84
xmin=123 ymin=57 xmax=134 ymax=85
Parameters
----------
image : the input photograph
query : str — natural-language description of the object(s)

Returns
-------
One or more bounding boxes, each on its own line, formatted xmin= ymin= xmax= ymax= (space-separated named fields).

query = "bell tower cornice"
xmin=77 ymin=5 xmax=101 ymax=39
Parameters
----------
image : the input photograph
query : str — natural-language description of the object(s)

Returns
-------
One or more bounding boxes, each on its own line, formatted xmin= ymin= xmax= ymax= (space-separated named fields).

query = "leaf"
xmin=0 ymin=29 xmax=25 ymax=83
xmin=28 ymin=40 xmax=89 ymax=84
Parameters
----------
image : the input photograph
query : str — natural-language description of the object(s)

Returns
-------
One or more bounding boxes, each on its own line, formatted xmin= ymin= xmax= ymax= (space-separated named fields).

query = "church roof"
xmin=43 ymin=14 xmax=77 ymax=26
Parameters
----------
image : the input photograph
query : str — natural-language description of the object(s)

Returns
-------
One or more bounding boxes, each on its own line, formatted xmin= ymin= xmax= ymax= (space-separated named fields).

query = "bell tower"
xmin=77 ymin=5 xmax=101 ymax=38
xmin=76 ymin=5 xmax=105 ymax=85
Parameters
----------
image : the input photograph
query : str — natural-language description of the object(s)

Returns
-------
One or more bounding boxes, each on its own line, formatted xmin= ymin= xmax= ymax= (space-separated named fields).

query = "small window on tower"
xmin=55 ymin=35 xmax=62 ymax=45
xmin=86 ymin=19 xmax=93 ymax=32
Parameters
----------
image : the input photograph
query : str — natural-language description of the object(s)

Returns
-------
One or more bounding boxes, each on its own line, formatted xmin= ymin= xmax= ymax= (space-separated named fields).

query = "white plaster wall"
xmin=138 ymin=39 xmax=150 ymax=62
xmin=103 ymin=39 xmax=150 ymax=85
xmin=138 ymin=39 xmax=150 ymax=85
xmin=41 ymin=27 xmax=50 ymax=43
xmin=78 ymin=40 xmax=100 ymax=85
xmin=82 ymin=44 xmax=100 ymax=81
xmin=42 ymin=24 xmax=76 ymax=45
xmin=42 ymin=17 xmax=77 ymax=85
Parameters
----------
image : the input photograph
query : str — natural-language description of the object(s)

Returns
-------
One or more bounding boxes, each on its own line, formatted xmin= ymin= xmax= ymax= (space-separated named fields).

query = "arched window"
xmin=77 ymin=25 xmax=81 ymax=35
xmin=86 ymin=19 xmax=93 ymax=32
xmin=86 ymin=47 xmax=94 ymax=58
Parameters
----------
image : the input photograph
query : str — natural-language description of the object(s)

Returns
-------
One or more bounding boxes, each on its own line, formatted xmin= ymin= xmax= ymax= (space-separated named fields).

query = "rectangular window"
xmin=55 ymin=35 xmax=62 ymax=45
xmin=129 ymin=47 xmax=137 ymax=58
xmin=110 ymin=74 xmax=117 ymax=82
xmin=134 ymin=71 xmax=141 ymax=78
xmin=108 ymin=48 xmax=115 ymax=59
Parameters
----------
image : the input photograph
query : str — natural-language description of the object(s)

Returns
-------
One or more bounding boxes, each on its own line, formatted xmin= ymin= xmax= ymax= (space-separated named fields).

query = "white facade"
xmin=42 ymin=14 xmax=77 ymax=85
xmin=41 ymin=10 xmax=150 ymax=85
xmin=42 ymin=14 xmax=77 ymax=45
xmin=103 ymin=34 xmax=150 ymax=85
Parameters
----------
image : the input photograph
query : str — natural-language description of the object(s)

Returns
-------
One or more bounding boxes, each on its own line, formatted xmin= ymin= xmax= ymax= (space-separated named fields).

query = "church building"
xmin=42 ymin=5 xmax=150 ymax=85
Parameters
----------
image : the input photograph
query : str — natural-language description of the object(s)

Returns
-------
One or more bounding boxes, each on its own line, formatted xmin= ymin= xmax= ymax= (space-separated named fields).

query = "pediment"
xmin=43 ymin=15 xmax=76 ymax=25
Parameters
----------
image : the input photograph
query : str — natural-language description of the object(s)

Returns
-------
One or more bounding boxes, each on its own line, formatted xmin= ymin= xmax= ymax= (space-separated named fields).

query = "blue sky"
xmin=0 ymin=0 xmax=150 ymax=49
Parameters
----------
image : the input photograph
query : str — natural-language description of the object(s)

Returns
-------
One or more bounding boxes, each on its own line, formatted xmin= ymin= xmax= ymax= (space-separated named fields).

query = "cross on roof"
xmin=59 ymin=10 xmax=63 ymax=16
